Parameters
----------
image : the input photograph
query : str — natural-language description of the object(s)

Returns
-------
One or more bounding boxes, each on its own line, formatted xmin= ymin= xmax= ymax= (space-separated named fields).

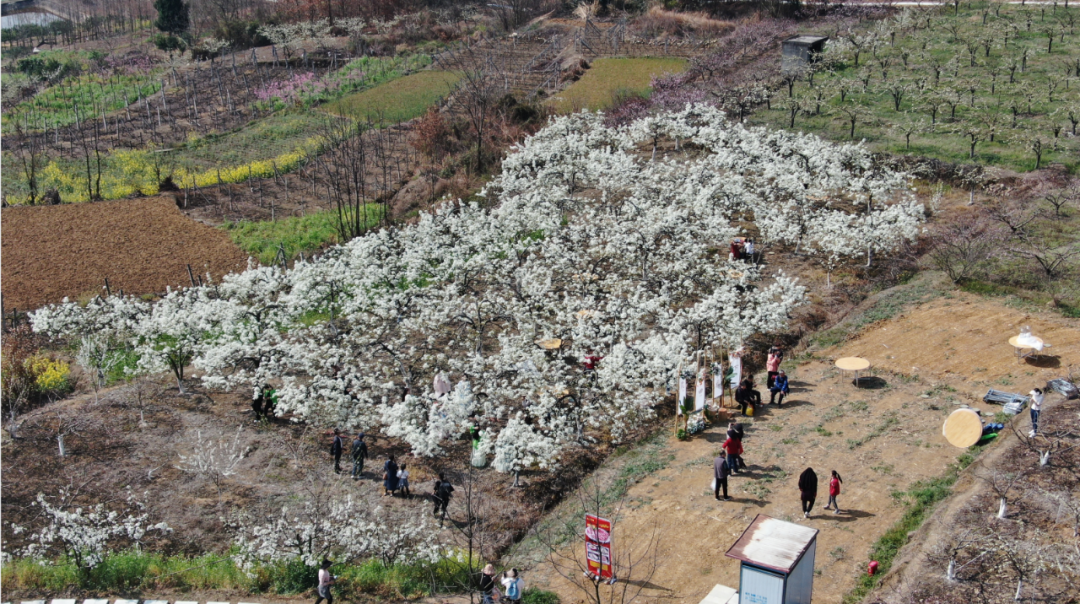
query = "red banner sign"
xmin=585 ymin=514 xmax=613 ymax=579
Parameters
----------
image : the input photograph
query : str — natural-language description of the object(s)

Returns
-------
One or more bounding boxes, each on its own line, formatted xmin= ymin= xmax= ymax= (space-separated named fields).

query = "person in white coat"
xmin=1029 ymin=388 xmax=1044 ymax=437
xmin=501 ymin=568 xmax=524 ymax=604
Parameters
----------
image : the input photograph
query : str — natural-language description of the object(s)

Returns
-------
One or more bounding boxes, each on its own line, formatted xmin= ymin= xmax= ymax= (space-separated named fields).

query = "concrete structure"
xmin=725 ymin=514 xmax=819 ymax=604
xmin=781 ymin=35 xmax=828 ymax=74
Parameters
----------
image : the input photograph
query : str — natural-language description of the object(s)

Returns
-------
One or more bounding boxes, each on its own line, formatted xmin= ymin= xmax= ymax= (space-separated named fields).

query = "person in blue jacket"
xmin=769 ymin=370 xmax=790 ymax=406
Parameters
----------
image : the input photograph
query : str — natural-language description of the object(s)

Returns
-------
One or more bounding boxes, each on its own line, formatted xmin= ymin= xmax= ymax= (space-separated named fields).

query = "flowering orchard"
xmin=32 ymin=105 xmax=923 ymax=476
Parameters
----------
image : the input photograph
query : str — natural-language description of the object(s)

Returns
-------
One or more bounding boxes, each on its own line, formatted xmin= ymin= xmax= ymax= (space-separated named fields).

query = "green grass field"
xmin=171 ymin=111 xmax=335 ymax=171
xmin=749 ymin=3 xmax=1079 ymax=172
xmin=550 ymin=57 xmax=688 ymax=113
xmin=221 ymin=205 xmax=384 ymax=264
xmin=324 ymin=70 xmax=461 ymax=123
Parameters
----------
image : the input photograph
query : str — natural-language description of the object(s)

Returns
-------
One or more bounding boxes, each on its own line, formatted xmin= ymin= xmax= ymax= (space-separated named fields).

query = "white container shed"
xmin=724 ymin=514 xmax=819 ymax=604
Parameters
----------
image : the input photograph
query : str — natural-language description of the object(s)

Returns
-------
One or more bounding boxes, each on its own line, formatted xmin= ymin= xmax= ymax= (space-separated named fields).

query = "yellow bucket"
xmin=746 ymin=404 xmax=754 ymax=417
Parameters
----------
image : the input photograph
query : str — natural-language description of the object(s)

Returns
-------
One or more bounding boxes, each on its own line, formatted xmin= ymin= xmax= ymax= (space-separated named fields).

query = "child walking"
xmin=824 ymin=470 xmax=843 ymax=514
xmin=398 ymin=463 xmax=411 ymax=498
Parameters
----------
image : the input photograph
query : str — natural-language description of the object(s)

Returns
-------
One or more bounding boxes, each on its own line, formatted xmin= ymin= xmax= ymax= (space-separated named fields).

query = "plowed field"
xmin=1 ymin=197 xmax=248 ymax=310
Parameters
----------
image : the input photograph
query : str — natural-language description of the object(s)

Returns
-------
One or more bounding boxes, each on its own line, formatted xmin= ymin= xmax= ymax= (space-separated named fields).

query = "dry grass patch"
xmin=632 ymin=7 xmax=734 ymax=38
xmin=549 ymin=57 xmax=687 ymax=113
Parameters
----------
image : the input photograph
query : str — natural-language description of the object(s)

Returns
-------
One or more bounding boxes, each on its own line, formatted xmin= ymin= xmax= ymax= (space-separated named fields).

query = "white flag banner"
xmin=678 ymin=377 xmax=687 ymax=415
xmin=695 ymin=379 xmax=707 ymax=411
xmin=729 ymin=355 xmax=742 ymax=389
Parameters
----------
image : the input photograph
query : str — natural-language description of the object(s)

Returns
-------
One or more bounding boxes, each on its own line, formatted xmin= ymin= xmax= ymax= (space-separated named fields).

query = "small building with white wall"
xmin=724 ymin=514 xmax=819 ymax=604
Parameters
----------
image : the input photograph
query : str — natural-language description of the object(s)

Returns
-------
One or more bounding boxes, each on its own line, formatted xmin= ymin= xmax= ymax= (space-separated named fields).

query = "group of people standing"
xmin=730 ymin=238 xmax=757 ymax=262
xmin=732 ymin=344 xmax=791 ymax=417
xmin=328 ymin=430 xmax=455 ymax=519
xmin=480 ymin=564 xmax=526 ymax=604
xmin=714 ymin=421 xmax=746 ymax=500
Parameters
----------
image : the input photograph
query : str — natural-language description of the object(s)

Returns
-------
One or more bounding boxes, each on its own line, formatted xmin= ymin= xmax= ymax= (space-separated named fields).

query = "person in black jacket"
xmin=734 ymin=380 xmax=761 ymax=416
xmin=798 ymin=467 xmax=818 ymax=518
xmin=714 ymin=452 xmax=732 ymax=501
xmin=479 ymin=563 xmax=497 ymax=604
xmin=330 ymin=429 xmax=343 ymax=474
xmin=433 ymin=473 xmax=454 ymax=521
xmin=350 ymin=433 xmax=367 ymax=480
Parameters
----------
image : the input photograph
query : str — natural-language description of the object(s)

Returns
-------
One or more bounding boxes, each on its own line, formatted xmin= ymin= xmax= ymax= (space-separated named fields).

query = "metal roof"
xmin=784 ymin=35 xmax=828 ymax=45
xmin=724 ymin=514 xmax=819 ymax=574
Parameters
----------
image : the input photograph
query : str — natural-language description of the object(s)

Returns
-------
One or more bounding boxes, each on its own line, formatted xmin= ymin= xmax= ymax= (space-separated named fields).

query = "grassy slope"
xmin=749 ymin=3 xmax=1080 ymax=172
xmin=170 ymin=111 xmax=334 ymax=171
xmin=221 ymin=204 xmax=384 ymax=264
xmin=550 ymin=57 xmax=687 ymax=113
xmin=324 ymin=70 xmax=461 ymax=123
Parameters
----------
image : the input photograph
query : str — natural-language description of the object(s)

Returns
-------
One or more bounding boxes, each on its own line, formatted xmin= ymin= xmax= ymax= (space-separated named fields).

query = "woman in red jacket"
xmin=824 ymin=470 xmax=842 ymax=514
xmin=722 ymin=434 xmax=743 ymax=475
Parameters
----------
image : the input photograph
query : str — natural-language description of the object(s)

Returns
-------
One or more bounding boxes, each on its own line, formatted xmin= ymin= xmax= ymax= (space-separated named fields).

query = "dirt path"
xmin=517 ymin=291 xmax=1080 ymax=604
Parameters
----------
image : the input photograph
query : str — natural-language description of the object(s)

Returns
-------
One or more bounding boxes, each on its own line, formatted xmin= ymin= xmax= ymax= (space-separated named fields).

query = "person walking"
xmin=726 ymin=421 xmax=747 ymax=470
xmin=433 ymin=472 xmax=454 ymax=520
xmin=714 ymin=451 xmax=732 ymax=501
xmin=479 ymin=563 xmax=498 ymax=604
xmin=383 ymin=454 xmax=399 ymax=496
xmin=398 ymin=462 xmax=411 ymax=498
xmin=722 ymin=433 xmax=743 ymax=475
xmin=314 ymin=559 xmax=334 ymax=604
xmin=770 ymin=370 xmax=790 ymax=406
xmin=798 ymin=467 xmax=818 ymax=518
xmin=824 ymin=470 xmax=843 ymax=514
xmin=1029 ymin=388 xmax=1044 ymax=437
xmin=745 ymin=239 xmax=755 ymax=263
xmin=330 ymin=430 xmax=344 ymax=474
xmin=501 ymin=568 xmax=525 ymax=604
xmin=350 ymin=433 xmax=368 ymax=480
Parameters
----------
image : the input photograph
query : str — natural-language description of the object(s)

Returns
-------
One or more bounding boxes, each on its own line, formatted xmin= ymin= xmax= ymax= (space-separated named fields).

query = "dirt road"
xmin=519 ymin=291 xmax=1078 ymax=604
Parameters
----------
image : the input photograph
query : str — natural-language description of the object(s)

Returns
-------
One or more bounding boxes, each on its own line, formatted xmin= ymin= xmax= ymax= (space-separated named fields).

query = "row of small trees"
xmin=774 ymin=3 xmax=1080 ymax=169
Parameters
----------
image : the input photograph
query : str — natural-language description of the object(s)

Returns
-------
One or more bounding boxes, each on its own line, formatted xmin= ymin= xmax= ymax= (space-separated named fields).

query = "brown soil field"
xmin=512 ymin=292 xmax=1080 ymax=604
xmin=1 ymin=197 xmax=248 ymax=310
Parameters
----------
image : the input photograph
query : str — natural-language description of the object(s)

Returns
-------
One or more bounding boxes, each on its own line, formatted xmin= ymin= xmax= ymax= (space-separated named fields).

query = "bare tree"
xmin=437 ymin=45 xmax=507 ymax=176
xmin=12 ymin=121 xmax=48 ymax=205
xmin=315 ymin=116 xmax=375 ymax=241
xmin=1043 ymin=185 xmax=1079 ymax=218
xmin=976 ymin=468 xmax=1024 ymax=519
xmin=927 ymin=210 xmax=1005 ymax=283
xmin=532 ymin=480 xmax=661 ymax=604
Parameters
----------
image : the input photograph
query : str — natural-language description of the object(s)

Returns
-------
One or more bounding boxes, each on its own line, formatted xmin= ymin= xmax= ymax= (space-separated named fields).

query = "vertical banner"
xmin=677 ymin=377 xmax=687 ymax=415
xmin=585 ymin=514 xmax=613 ymax=579
xmin=729 ymin=354 xmax=742 ymax=389
xmin=713 ymin=372 xmax=724 ymax=403
xmin=695 ymin=378 xmax=707 ymax=411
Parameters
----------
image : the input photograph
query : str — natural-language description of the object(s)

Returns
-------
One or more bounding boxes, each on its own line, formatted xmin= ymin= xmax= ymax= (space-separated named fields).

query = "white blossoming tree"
xmin=231 ymin=489 xmax=440 ymax=569
xmin=10 ymin=488 xmax=171 ymax=579
xmin=31 ymin=105 xmax=922 ymax=480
